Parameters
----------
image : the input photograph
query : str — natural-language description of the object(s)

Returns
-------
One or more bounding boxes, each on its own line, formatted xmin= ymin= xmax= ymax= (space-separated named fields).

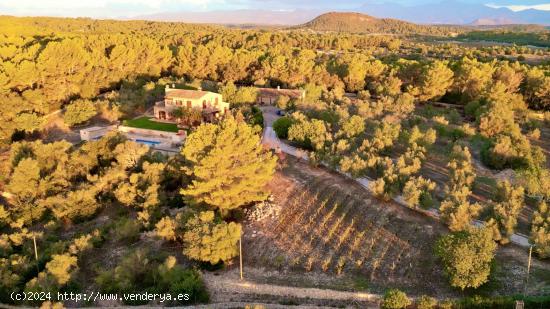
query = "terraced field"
xmin=243 ymin=157 xmax=453 ymax=296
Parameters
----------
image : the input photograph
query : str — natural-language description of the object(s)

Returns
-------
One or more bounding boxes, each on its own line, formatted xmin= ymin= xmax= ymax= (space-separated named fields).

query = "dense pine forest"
xmin=2 ymin=15 xmax=549 ymax=147
xmin=1 ymin=15 xmax=550 ymax=308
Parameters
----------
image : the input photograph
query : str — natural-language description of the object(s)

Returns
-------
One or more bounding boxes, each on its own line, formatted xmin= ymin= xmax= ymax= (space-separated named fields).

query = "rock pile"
xmin=245 ymin=196 xmax=280 ymax=222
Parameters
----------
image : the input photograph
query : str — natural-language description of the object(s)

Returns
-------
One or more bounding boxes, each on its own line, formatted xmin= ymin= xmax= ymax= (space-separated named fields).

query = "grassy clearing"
xmin=123 ymin=117 xmax=179 ymax=132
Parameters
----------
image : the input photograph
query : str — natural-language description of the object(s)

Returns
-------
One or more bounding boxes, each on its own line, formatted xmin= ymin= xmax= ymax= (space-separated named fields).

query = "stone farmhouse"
xmin=154 ymin=85 xmax=230 ymax=123
xmin=256 ymin=86 xmax=306 ymax=105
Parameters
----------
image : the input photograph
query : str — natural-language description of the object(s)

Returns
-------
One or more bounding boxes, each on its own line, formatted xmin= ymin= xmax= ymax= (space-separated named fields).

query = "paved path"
xmin=260 ymin=106 xmax=532 ymax=248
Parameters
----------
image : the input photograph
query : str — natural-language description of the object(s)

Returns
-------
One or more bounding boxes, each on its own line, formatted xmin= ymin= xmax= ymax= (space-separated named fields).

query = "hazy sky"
xmin=0 ymin=0 xmax=549 ymax=18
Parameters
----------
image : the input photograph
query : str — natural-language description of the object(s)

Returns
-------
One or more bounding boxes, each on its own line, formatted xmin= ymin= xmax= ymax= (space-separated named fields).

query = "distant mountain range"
xmin=133 ymin=1 xmax=550 ymax=26
xmin=357 ymin=1 xmax=550 ymax=25
xmin=133 ymin=9 xmax=323 ymax=26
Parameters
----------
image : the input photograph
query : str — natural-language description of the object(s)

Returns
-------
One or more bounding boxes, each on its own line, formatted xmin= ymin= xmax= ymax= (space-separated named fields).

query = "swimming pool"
xmin=134 ymin=139 xmax=162 ymax=147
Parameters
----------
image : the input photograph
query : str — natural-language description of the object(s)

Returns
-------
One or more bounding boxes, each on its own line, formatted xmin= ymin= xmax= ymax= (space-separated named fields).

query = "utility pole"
xmin=524 ymin=245 xmax=533 ymax=296
xmin=30 ymin=207 xmax=39 ymax=274
xmin=239 ymin=231 xmax=243 ymax=280
xmin=33 ymin=234 xmax=39 ymax=270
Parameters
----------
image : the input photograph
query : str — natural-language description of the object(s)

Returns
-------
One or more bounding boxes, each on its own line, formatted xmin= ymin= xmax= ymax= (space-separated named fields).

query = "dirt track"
xmin=202 ymin=268 xmax=379 ymax=308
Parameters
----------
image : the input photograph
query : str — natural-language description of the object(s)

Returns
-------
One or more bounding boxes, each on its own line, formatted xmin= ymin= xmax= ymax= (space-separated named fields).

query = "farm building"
xmin=256 ymin=86 xmax=306 ymax=105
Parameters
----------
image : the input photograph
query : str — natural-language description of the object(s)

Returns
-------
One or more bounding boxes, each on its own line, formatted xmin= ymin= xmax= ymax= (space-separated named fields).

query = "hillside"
xmin=296 ymin=12 xmax=462 ymax=35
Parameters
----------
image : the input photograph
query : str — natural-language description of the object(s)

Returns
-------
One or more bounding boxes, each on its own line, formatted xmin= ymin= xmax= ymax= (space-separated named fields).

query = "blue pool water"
xmin=135 ymin=139 xmax=161 ymax=147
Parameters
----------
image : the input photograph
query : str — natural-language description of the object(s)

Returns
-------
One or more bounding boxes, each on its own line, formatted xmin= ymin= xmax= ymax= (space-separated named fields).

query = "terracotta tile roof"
xmin=257 ymin=88 xmax=305 ymax=99
xmin=166 ymin=89 xmax=210 ymax=100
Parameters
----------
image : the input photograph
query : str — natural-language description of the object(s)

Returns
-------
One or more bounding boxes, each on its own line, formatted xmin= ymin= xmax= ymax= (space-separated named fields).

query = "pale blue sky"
xmin=0 ymin=0 xmax=549 ymax=18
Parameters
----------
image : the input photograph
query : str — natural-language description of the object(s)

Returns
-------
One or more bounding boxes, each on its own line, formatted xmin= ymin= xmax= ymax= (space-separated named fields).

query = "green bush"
xmin=465 ymin=100 xmax=482 ymax=118
xmin=96 ymin=250 xmax=209 ymax=305
xmin=112 ymin=218 xmax=141 ymax=243
xmin=250 ymin=106 xmax=264 ymax=128
xmin=273 ymin=117 xmax=294 ymax=139
xmin=480 ymin=135 xmax=531 ymax=170
xmin=381 ymin=289 xmax=412 ymax=309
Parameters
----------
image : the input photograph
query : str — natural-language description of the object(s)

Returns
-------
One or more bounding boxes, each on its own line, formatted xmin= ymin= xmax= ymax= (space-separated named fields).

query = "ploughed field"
xmin=243 ymin=157 xmax=453 ymax=296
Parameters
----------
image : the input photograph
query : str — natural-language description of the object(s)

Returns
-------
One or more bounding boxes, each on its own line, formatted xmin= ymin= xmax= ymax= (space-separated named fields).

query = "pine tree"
xmin=63 ymin=99 xmax=97 ymax=127
xmin=454 ymin=57 xmax=495 ymax=102
xmin=418 ymin=60 xmax=454 ymax=102
xmin=45 ymin=254 xmax=78 ymax=285
xmin=181 ymin=115 xmax=276 ymax=216
xmin=6 ymin=158 xmax=45 ymax=224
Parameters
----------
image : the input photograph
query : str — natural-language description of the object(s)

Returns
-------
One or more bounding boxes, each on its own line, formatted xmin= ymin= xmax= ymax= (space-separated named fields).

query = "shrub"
xmin=465 ymin=100 xmax=482 ymax=118
xmin=112 ymin=218 xmax=141 ymax=243
xmin=155 ymin=216 xmax=177 ymax=241
xmin=381 ymin=289 xmax=412 ymax=309
xmin=491 ymin=181 xmax=525 ymax=244
xmin=528 ymin=128 xmax=541 ymax=139
xmin=480 ymin=134 xmax=532 ymax=170
xmin=273 ymin=117 xmax=293 ymax=139
xmin=250 ymin=106 xmax=264 ymax=128
xmin=287 ymin=117 xmax=328 ymax=150
xmin=182 ymin=211 xmax=241 ymax=265
xmin=531 ymin=201 xmax=550 ymax=259
xmin=402 ymin=176 xmax=436 ymax=209
xmin=96 ymin=100 xmax=122 ymax=122
xmin=417 ymin=295 xmax=437 ymax=309
xmin=96 ymin=250 xmax=208 ymax=305
xmin=439 ymin=299 xmax=454 ymax=309
xmin=45 ymin=254 xmax=78 ymax=285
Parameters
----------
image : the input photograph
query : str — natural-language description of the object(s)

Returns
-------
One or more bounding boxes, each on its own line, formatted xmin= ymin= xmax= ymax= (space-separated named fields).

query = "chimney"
xmin=172 ymin=83 xmax=175 ymax=89
xmin=277 ymin=85 xmax=281 ymax=91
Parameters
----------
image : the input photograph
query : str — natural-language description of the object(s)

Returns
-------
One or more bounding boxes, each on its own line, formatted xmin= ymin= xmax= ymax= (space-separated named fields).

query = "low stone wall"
xmin=118 ymin=126 xmax=185 ymax=143
xmin=80 ymin=125 xmax=117 ymax=141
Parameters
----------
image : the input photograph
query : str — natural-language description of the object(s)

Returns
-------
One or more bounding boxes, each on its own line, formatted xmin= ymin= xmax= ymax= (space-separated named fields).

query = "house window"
xmin=202 ymin=100 xmax=206 ymax=109
xmin=187 ymin=101 xmax=192 ymax=108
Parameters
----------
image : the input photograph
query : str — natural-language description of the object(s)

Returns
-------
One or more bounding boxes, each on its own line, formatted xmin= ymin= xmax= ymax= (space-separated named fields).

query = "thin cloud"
xmin=487 ymin=3 xmax=550 ymax=11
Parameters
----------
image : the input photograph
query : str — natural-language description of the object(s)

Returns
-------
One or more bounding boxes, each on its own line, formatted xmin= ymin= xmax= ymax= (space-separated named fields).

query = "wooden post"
xmin=30 ymin=208 xmax=39 ymax=274
xmin=33 ymin=234 xmax=39 ymax=267
xmin=524 ymin=245 xmax=533 ymax=296
xmin=527 ymin=245 xmax=533 ymax=276
xmin=239 ymin=232 xmax=243 ymax=280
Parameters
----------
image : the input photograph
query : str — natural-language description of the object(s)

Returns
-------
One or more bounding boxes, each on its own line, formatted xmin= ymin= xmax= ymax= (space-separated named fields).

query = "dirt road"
xmin=202 ymin=268 xmax=380 ymax=308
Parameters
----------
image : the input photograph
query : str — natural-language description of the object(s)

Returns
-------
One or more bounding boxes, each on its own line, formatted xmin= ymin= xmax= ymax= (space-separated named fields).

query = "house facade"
xmin=154 ymin=86 xmax=230 ymax=123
